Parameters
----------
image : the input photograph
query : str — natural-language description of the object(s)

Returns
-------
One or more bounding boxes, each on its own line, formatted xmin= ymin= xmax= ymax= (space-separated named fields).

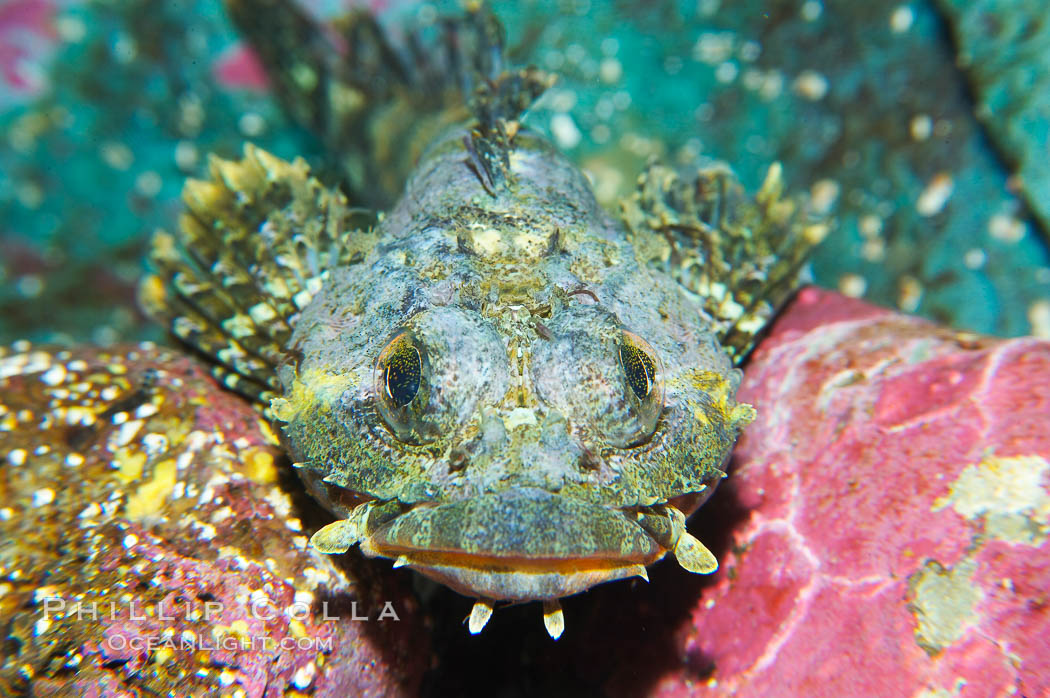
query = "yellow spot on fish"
xmin=138 ymin=274 xmax=167 ymax=317
xmin=257 ymin=418 xmax=281 ymax=446
xmin=269 ymin=397 xmax=296 ymax=423
xmin=472 ymin=227 xmax=502 ymax=256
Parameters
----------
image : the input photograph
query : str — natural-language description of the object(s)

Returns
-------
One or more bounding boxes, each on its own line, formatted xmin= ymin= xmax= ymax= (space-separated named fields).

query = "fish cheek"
xmin=272 ymin=370 xmax=436 ymax=507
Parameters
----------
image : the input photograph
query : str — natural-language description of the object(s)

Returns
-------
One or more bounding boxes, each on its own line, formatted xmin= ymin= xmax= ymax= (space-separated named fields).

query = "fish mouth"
xmin=358 ymin=488 xmax=667 ymax=601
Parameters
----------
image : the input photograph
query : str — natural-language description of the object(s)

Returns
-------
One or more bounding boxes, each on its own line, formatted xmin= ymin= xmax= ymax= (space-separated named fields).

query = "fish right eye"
xmin=381 ymin=334 xmax=422 ymax=406
xmin=374 ymin=331 xmax=433 ymax=443
xmin=619 ymin=336 xmax=656 ymax=400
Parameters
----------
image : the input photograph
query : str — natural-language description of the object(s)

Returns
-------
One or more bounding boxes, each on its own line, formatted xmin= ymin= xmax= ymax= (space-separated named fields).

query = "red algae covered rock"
xmin=652 ymin=288 xmax=1050 ymax=697
xmin=0 ymin=342 xmax=426 ymax=697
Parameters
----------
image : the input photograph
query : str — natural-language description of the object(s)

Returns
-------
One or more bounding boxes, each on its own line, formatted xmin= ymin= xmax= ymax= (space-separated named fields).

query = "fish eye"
xmin=382 ymin=335 xmax=422 ymax=406
xmin=374 ymin=331 xmax=432 ymax=443
xmin=527 ymin=310 xmax=665 ymax=450
xmin=370 ymin=308 xmax=510 ymax=447
xmin=612 ymin=330 xmax=663 ymax=447
xmin=619 ymin=336 xmax=656 ymax=400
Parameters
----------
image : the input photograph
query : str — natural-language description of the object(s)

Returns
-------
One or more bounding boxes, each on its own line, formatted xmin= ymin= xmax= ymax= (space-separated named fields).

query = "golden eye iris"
xmin=382 ymin=335 xmax=421 ymax=407
xmin=374 ymin=331 xmax=431 ymax=444
xmin=619 ymin=339 xmax=656 ymax=400
xmin=609 ymin=330 xmax=663 ymax=448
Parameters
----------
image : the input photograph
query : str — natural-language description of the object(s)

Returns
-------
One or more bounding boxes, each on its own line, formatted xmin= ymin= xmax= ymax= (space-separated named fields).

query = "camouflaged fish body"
xmin=145 ymin=3 xmax=821 ymax=639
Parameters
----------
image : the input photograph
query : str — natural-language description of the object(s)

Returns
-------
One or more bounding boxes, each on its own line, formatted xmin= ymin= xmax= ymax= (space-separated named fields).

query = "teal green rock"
xmin=934 ymin=0 xmax=1050 ymax=240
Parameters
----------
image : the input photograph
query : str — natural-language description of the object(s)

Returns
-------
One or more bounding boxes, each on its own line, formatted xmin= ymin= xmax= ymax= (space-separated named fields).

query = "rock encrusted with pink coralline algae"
xmin=650 ymin=287 xmax=1050 ymax=697
xmin=0 ymin=342 xmax=426 ymax=697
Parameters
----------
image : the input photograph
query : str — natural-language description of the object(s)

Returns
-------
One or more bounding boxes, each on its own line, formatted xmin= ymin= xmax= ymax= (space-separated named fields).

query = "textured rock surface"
xmin=935 ymin=0 xmax=1050 ymax=241
xmin=0 ymin=343 xmax=426 ymax=696
xmin=650 ymin=287 xmax=1050 ymax=697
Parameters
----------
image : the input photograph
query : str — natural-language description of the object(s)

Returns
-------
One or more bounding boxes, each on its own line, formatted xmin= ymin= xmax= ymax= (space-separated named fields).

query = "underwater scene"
xmin=1 ymin=0 xmax=1048 ymax=696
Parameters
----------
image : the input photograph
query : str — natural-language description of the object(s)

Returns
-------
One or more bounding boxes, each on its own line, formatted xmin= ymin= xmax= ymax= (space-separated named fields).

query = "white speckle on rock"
xmin=192 ymin=521 xmax=217 ymax=541
xmin=692 ymin=31 xmax=735 ymax=65
xmin=963 ymin=248 xmax=986 ymax=270
xmin=1029 ymin=300 xmax=1050 ymax=339
xmin=838 ymin=273 xmax=867 ymax=299
xmin=916 ymin=173 xmax=953 ymax=216
xmin=175 ymin=452 xmax=194 ymax=471
xmin=988 ymin=213 xmax=1026 ymax=243
xmin=292 ymin=662 xmax=317 ymax=690
xmin=112 ymin=419 xmax=144 ymax=447
xmin=141 ymin=433 xmax=169 ymax=455
xmin=7 ymin=448 xmax=27 ymax=466
xmin=40 ymin=364 xmax=67 ymax=386
xmin=890 ymin=5 xmax=915 ymax=33
xmin=210 ymin=506 xmax=234 ymax=523
xmin=715 ymin=61 xmax=738 ymax=84
xmin=78 ymin=503 xmax=102 ymax=519
xmin=32 ymin=488 xmax=55 ymax=507
xmin=599 ymin=57 xmax=622 ymax=84
xmin=793 ymin=70 xmax=828 ymax=101
xmin=910 ymin=114 xmax=932 ymax=141
xmin=238 ymin=112 xmax=266 ymax=137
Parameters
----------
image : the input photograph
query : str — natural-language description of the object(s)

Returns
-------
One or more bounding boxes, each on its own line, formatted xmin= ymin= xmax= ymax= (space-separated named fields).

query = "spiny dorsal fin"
xmin=622 ymin=161 xmax=828 ymax=363
xmin=224 ymin=0 xmax=515 ymax=206
xmin=465 ymin=67 xmax=556 ymax=195
xmin=140 ymin=144 xmax=373 ymax=407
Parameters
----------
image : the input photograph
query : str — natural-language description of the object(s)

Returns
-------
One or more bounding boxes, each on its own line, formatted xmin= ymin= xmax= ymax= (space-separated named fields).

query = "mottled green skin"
xmin=273 ymin=127 xmax=753 ymax=599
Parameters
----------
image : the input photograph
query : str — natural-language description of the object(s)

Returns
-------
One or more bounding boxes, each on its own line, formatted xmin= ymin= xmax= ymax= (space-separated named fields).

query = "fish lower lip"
xmin=371 ymin=551 xmax=653 ymax=602
xmin=358 ymin=488 xmax=664 ymax=600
